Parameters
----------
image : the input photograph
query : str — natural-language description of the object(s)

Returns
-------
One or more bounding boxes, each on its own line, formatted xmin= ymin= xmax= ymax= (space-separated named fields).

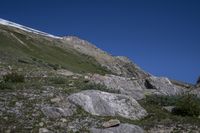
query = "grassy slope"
xmin=0 ymin=25 xmax=110 ymax=74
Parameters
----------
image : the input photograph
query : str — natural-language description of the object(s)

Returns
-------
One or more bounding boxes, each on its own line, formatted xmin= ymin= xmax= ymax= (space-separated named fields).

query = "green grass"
xmin=133 ymin=95 xmax=200 ymax=129
xmin=0 ymin=27 xmax=111 ymax=74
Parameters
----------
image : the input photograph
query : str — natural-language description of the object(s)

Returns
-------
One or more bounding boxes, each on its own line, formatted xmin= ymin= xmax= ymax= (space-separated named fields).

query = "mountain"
xmin=0 ymin=18 xmax=199 ymax=133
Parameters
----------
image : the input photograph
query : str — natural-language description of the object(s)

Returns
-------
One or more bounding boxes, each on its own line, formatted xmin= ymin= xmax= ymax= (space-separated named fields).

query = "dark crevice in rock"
xmin=144 ymin=79 xmax=156 ymax=89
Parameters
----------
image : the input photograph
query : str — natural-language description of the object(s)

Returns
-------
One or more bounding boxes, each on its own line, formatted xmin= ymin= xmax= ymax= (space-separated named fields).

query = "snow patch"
xmin=0 ymin=18 xmax=62 ymax=39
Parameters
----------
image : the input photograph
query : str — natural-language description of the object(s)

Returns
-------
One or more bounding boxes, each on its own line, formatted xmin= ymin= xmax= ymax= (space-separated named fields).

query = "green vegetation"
xmin=144 ymin=95 xmax=181 ymax=106
xmin=3 ymin=72 xmax=25 ymax=83
xmin=0 ymin=27 xmax=111 ymax=75
xmin=130 ymin=94 xmax=200 ymax=129
xmin=172 ymin=94 xmax=200 ymax=117
xmin=144 ymin=94 xmax=200 ymax=117
xmin=80 ymin=82 xmax=120 ymax=94
xmin=0 ymin=81 xmax=12 ymax=90
xmin=49 ymin=76 xmax=68 ymax=84
xmin=81 ymin=82 xmax=107 ymax=91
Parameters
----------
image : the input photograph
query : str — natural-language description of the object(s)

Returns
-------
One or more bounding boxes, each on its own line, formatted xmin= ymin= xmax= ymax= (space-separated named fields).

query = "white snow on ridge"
xmin=0 ymin=18 xmax=62 ymax=39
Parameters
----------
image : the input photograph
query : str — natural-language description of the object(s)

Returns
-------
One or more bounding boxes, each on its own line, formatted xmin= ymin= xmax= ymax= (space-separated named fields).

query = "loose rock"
xmin=102 ymin=119 xmax=120 ymax=128
xmin=50 ymin=97 xmax=61 ymax=103
xmin=39 ymin=128 xmax=51 ymax=133
xmin=90 ymin=124 xmax=144 ymax=133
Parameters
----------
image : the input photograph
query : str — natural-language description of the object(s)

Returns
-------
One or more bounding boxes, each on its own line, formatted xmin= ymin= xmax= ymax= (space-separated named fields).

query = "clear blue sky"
xmin=0 ymin=0 xmax=200 ymax=84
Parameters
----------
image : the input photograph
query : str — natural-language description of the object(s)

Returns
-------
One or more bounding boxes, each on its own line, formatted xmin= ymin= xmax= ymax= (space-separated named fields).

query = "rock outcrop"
xmin=89 ymin=74 xmax=187 ymax=100
xmin=90 ymin=74 xmax=145 ymax=100
xmin=143 ymin=76 xmax=187 ymax=96
xmin=68 ymin=90 xmax=147 ymax=120
xmin=90 ymin=124 xmax=144 ymax=133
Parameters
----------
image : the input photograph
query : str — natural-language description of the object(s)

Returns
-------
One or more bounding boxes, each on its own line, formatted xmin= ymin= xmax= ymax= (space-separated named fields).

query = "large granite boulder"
xmin=90 ymin=124 xmax=144 ymax=133
xmin=68 ymin=90 xmax=147 ymax=120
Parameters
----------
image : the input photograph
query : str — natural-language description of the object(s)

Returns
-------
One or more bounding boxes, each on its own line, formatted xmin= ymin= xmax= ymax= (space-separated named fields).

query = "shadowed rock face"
xmin=68 ymin=90 xmax=147 ymax=120
xmin=90 ymin=124 xmax=144 ymax=133
xmin=197 ymin=76 xmax=200 ymax=87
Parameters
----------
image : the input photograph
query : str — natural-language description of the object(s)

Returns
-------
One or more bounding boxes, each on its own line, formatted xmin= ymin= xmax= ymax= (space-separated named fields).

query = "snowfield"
xmin=0 ymin=18 xmax=62 ymax=39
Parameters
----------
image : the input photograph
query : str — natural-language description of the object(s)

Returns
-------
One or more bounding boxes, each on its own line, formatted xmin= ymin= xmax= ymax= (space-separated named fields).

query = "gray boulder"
xmin=102 ymin=119 xmax=120 ymax=128
xmin=68 ymin=90 xmax=147 ymax=120
xmin=90 ymin=124 xmax=144 ymax=133
xmin=90 ymin=74 xmax=145 ymax=100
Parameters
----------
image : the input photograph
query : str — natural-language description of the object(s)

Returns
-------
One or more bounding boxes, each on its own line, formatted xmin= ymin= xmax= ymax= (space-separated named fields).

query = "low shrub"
xmin=3 ymin=72 xmax=25 ymax=83
xmin=145 ymin=95 xmax=180 ymax=106
xmin=80 ymin=82 xmax=120 ymax=94
xmin=81 ymin=83 xmax=107 ymax=91
xmin=47 ymin=63 xmax=61 ymax=70
xmin=145 ymin=94 xmax=200 ymax=117
xmin=50 ymin=77 xmax=66 ymax=84
xmin=172 ymin=94 xmax=200 ymax=117
xmin=0 ymin=81 xmax=12 ymax=90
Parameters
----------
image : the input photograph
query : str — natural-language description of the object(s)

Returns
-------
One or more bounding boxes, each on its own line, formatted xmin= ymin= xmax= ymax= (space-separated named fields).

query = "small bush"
xmin=81 ymin=83 xmax=107 ymax=91
xmin=3 ymin=72 xmax=25 ymax=83
xmin=50 ymin=77 xmax=66 ymax=84
xmin=80 ymin=83 xmax=120 ymax=94
xmin=172 ymin=94 xmax=200 ymax=117
xmin=145 ymin=94 xmax=200 ymax=117
xmin=0 ymin=81 xmax=12 ymax=90
xmin=145 ymin=95 xmax=180 ymax=106
xmin=47 ymin=63 xmax=61 ymax=70
xmin=31 ymin=57 xmax=37 ymax=61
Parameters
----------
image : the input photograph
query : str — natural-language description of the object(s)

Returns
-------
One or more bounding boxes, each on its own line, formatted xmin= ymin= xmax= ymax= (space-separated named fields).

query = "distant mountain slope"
xmin=0 ymin=18 xmax=149 ymax=78
xmin=0 ymin=22 xmax=110 ymax=74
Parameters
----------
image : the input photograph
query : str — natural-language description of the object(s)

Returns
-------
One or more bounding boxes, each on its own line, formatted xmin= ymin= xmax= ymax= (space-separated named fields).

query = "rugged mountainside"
xmin=0 ymin=18 xmax=199 ymax=133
